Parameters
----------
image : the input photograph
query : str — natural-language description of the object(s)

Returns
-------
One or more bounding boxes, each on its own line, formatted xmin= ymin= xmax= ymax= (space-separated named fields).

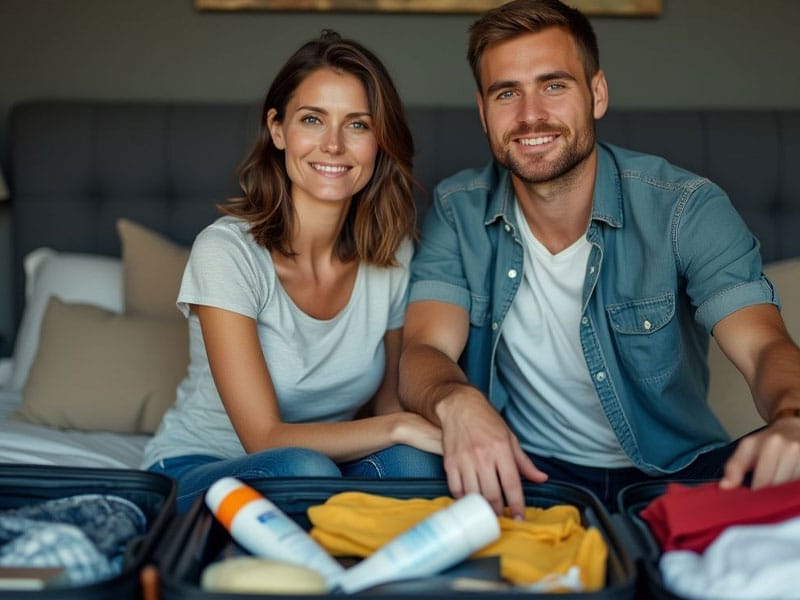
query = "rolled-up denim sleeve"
xmin=409 ymin=188 xmax=472 ymax=313
xmin=678 ymin=181 xmax=779 ymax=332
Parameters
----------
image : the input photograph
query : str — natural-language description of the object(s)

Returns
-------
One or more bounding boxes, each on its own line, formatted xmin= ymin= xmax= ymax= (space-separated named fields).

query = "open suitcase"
xmin=156 ymin=477 xmax=638 ymax=599
xmin=0 ymin=463 xmax=176 ymax=599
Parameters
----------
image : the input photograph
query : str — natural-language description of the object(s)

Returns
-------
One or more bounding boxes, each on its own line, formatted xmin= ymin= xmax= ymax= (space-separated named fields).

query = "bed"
xmin=1 ymin=99 xmax=799 ymax=468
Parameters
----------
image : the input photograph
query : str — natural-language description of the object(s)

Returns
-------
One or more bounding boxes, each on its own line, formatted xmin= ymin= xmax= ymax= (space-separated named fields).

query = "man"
xmin=399 ymin=0 xmax=800 ymax=517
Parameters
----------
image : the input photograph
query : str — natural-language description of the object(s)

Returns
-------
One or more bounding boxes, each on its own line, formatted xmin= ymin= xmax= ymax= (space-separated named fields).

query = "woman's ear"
xmin=267 ymin=108 xmax=285 ymax=150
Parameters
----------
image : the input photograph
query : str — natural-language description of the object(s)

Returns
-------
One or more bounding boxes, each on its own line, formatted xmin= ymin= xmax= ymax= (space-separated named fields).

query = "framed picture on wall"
xmin=193 ymin=0 xmax=662 ymax=16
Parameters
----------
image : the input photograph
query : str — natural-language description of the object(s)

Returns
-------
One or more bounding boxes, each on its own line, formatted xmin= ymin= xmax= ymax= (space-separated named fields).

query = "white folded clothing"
xmin=660 ymin=514 xmax=800 ymax=599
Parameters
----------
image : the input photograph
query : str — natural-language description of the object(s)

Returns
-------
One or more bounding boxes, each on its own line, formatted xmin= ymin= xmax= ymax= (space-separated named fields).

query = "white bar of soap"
xmin=201 ymin=557 xmax=327 ymax=594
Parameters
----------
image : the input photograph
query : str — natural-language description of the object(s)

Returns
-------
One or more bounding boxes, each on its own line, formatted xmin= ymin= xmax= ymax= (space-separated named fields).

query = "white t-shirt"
xmin=496 ymin=202 xmax=630 ymax=468
xmin=142 ymin=216 xmax=411 ymax=467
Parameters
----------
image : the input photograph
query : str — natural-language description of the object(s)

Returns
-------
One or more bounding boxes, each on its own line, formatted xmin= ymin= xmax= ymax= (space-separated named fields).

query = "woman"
xmin=143 ymin=30 xmax=444 ymax=512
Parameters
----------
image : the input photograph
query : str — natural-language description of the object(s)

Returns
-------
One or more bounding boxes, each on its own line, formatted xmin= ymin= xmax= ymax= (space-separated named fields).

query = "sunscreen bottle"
xmin=205 ymin=477 xmax=344 ymax=589
xmin=335 ymin=493 xmax=500 ymax=593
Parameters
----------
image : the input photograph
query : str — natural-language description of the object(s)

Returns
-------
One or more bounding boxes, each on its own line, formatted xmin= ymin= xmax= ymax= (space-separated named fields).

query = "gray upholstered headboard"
xmin=7 ymin=99 xmax=800 ymax=342
xmin=6 ymin=99 xmax=492 ymax=330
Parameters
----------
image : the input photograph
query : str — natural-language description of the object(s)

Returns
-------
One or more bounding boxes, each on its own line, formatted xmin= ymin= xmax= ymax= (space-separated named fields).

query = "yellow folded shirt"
xmin=307 ymin=492 xmax=607 ymax=591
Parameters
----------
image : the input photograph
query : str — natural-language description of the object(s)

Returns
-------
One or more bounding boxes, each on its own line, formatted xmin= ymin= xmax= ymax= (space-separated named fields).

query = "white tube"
xmin=335 ymin=493 xmax=500 ymax=593
xmin=205 ymin=477 xmax=344 ymax=589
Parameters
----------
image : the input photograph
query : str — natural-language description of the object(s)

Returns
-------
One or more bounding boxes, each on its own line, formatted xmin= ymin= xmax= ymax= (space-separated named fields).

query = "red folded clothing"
xmin=640 ymin=478 xmax=800 ymax=553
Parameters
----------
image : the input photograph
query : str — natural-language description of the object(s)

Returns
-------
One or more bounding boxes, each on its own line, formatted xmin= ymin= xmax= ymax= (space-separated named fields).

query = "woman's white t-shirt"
xmin=142 ymin=216 xmax=411 ymax=467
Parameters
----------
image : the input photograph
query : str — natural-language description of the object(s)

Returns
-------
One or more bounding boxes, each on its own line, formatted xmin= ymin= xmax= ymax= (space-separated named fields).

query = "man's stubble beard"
xmin=491 ymin=111 xmax=597 ymax=185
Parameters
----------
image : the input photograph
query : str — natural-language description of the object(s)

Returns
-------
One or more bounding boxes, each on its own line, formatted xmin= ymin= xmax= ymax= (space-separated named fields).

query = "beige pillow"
xmin=12 ymin=297 xmax=189 ymax=433
xmin=117 ymin=218 xmax=190 ymax=320
xmin=708 ymin=258 xmax=800 ymax=437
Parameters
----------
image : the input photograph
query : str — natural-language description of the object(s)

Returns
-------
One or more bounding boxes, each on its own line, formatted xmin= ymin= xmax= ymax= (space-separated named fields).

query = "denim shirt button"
xmin=589 ymin=265 xmax=596 ymax=274
xmin=643 ymin=319 xmax=652 ymax=330
xmin=504 ymin=223 xmax=511 ymax=232
xmin=595 ymin=371 xmax=606 ymax=382
xmin=508 ymin=269 xmax=518 ymax=279
xmin=581 ymin=316 xmax=589 ymax=325
xmin=491 ymin=322 xmax=498 ymax=331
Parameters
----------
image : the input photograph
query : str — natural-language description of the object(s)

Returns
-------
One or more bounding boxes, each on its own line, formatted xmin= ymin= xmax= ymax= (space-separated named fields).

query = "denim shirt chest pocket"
xmin=606 ymin=292 xmax=680 ymax=382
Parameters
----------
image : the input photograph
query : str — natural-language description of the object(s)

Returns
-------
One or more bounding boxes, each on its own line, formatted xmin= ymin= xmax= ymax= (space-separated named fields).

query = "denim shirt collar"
xmin=484 ymin=162 xmax=515 ymax=227
xmin=483 ymin=144 xmax=624 ymax=230
xmin=591 ymin=143 xmax=623 ymax=229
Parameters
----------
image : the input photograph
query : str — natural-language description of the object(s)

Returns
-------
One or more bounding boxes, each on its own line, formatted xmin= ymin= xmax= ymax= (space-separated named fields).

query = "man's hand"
xmin=437 ymin=387 xmax=548 ymax=519
xmin=712 ymin=304 xmax=800 ymax=490
xmin=720 ymin=417 xmax=800 ymax=489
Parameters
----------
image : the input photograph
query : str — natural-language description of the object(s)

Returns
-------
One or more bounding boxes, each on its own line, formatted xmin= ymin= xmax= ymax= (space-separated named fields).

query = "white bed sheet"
xmin=0 ymin=388 xmax=149 ymax=469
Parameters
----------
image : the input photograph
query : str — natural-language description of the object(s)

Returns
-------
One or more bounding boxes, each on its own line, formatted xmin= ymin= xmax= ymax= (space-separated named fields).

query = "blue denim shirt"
xmin=409 ymin=142 xmax=778 ymax=474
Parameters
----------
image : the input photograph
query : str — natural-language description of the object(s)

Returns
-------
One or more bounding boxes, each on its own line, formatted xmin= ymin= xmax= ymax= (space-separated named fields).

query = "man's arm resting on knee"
xmin=399 ymin=300 xmax=547 ymax=518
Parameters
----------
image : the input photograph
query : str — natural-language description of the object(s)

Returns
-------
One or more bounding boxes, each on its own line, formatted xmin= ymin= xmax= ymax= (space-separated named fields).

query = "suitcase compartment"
xmin=0 ymin=464 xmax=176 ymax=599
xmin=158 ymin=478 xmax=636 ymax=599
xmin=615 ymin=479 xmax=707 ymax=600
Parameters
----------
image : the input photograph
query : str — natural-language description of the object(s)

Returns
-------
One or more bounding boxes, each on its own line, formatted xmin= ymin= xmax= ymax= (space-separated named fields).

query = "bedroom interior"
xmin=0 ymin=1 xmax=799 ymax=597
xmin=2 ymin=0 xmax=798 ymax=462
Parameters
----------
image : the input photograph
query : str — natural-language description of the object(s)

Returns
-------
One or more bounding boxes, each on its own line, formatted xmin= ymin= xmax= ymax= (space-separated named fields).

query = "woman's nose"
xmin=321 ymin=128 xmax=343 ymax=154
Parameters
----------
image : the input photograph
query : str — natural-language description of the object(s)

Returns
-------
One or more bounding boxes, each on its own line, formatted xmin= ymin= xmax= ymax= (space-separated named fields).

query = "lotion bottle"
xmin=205 ymin=477 xmax=344 ymax=589
xmin=335 ymin=493 xmax=500 ymax=593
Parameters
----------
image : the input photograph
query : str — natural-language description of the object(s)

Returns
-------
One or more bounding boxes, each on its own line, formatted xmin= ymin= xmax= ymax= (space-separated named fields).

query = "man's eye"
xmin=496 ymin=90 xmax=515 ymax=100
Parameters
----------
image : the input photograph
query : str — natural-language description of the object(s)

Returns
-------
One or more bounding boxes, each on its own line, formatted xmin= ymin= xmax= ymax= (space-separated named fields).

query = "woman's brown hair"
xmin=223 ymin=30 xmax=417 ymax=267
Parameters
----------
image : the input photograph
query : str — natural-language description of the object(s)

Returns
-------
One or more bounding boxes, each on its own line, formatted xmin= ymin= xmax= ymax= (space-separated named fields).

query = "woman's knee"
xmin=388 ymin=446 xmax=445 ymax=478
xmin=344 ymin=445 xmax=445 ymax=479
xmin=170 ymin=449 xmax=341 ymax=512
xmin=242 ymin=447 xmax=342 ymax=478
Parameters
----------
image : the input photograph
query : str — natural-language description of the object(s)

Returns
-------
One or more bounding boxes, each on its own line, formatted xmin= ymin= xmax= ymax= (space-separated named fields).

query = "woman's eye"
xmin=301 ymin=115 xmax=321 ymax=125
xmin=349 ymin=120 xmax=369 ymax=130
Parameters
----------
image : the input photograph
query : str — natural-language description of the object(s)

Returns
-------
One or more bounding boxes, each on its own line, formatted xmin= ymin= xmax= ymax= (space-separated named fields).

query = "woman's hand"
xmin=389 ymin=412 xmax=444 ymax=455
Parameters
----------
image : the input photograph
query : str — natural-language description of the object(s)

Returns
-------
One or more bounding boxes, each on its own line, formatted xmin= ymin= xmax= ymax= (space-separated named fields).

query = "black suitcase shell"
xmin=0 ymin=463 xmax=176 ymax=599
xmin=157 ymin=477 xmax=637 ymax=599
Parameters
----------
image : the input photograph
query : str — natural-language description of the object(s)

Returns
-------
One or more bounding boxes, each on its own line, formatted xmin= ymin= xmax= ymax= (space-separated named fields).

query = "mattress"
xmin=0 ymin=387 xmax=150 ymax=469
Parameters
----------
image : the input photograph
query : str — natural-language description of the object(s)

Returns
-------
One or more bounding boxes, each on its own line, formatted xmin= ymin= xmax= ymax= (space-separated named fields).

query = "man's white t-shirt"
xmin=142 ymin=216 xmax=411 ymax=467
xmin=496 ymin=202 xmax=630 ymax=468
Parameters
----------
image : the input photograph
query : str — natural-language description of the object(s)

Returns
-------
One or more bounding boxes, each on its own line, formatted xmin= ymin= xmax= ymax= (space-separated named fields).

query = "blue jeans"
xmin=148 ymin=445 xmax=445 ymax=513
xmin=526 ymin=440 xmax=740 ymax=512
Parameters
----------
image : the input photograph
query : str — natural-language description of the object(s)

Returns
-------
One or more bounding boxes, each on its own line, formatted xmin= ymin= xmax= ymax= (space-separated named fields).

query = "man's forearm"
xmin=399 ymin=342 xmax=474 ymax=425
xmin=753 ymin=337 xmax=800 ymax=423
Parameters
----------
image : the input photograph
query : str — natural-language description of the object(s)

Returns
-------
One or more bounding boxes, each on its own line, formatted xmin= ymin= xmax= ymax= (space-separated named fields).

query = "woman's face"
xmin=268 ymin=68 xmax=379 ymax=207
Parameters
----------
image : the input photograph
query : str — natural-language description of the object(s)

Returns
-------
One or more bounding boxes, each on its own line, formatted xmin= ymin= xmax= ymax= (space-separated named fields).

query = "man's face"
xmin=476 ymin=27 xmax=607 ymax=185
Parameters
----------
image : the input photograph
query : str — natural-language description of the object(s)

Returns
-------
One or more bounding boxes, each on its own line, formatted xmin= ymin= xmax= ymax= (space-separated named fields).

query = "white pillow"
xmin=5 ymin=248 xmax=123 ymax=392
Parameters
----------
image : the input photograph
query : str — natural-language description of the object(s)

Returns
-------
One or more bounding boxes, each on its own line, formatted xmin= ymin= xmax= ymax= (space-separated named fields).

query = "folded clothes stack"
xmin=0 ymin=494 xmax=147 ymax=586
xmin=640 ymin=479 xmax=800 ymax=600
xmin=307 ymin=491 xmax=608 ymax=592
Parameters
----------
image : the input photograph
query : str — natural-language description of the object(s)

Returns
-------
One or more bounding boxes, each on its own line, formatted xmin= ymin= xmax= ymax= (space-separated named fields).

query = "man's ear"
xmin=476 ymin=91 xmax=488 ymax=134
xmin=591 ymin=70 xmax=609 ymax=120
xmin=267 ymin=108 xmax=285 ymax=150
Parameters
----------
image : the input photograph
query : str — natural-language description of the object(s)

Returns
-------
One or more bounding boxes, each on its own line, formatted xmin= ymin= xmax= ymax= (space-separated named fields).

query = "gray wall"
xmin=0 ymin=0 xmax=799 ymax=355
